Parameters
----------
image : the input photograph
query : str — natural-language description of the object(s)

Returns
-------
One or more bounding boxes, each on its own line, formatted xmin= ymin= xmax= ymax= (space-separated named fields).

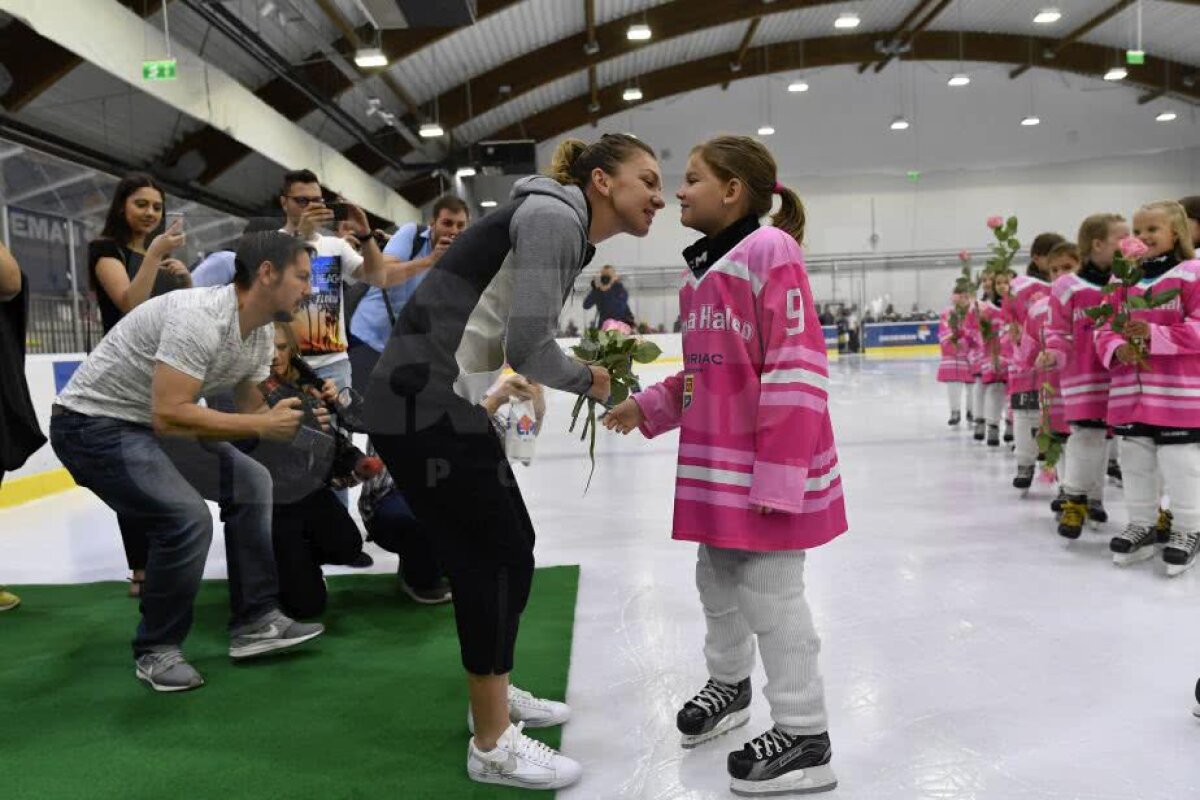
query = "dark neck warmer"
xmin=1140 ymin=252 xmax=1179 ymax=281
xmin=682 ymin=214 xmax=760 ymax=278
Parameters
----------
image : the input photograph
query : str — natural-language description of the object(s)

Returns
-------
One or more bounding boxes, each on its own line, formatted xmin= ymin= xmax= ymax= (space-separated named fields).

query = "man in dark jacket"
xmin=582 ymin=264 xmax=634 ymax=328
xmin=1 ymin=242 xmax=47 ymax=611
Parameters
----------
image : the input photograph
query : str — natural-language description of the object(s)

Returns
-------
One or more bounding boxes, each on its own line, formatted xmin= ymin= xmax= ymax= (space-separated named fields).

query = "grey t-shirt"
xmin=57 ymin=284 xmax=273 ymax=426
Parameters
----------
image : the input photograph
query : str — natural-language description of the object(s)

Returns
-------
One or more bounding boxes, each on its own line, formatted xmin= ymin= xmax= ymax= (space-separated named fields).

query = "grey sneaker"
xmin=229 ymin=611 xmax=324 ymax=660
xmin=135 ymin=648 xmax=204 ymax=693
xmin=399 ymin=576 xmax=453 ymax=605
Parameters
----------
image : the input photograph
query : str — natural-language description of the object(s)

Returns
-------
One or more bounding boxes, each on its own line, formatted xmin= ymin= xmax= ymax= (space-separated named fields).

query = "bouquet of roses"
xmin=1083 ymin=236 xmax=1179 ymax=369
xmin=568 ymin=320 xmax=662 ymax=491
xmin=1034 ymin=328 xmax=1064 ymax=479
xmin=978 ymin=215 xmax=1023 ymax=370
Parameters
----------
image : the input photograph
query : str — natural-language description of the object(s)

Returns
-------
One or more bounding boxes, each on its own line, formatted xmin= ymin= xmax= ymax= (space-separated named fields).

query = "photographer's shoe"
xmin=135 ymin=648 xmax=204 ymax=693
xmin=469 ymin=684 xmax=570 ymax=733
xmin=229 ymin=611 xmax=323 ymax=660
xmin=399 ymin=576 xmax=452 ymax=605
xmin=0 ymin=588 xmax=20 ymax=611
xmin=467 ymin=723 xmax=582 ymax=790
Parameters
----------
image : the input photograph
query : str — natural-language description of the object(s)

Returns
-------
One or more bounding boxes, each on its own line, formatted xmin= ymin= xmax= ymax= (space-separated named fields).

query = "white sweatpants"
xmin=947 ymin=383 xmax=971 ymax=415
xmin=984 ymin=383 xmax=1006 ymax=427
xmin=1063 ymin=426 xmax=1108 ymax=501
xmin=696 ymin=545 xmax=828 ymax=736
xmin=1119 ymin=438 xmax=1200 ymax=531
xmin=1013 ymin=409 xmax=1040 ymax=467
xmin=972 ymin=379 xmax=985 ymax=422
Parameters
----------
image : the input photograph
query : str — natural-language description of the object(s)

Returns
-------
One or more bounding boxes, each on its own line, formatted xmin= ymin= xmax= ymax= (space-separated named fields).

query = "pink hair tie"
xmin=773 ymin=181 xmax=784 ymax=195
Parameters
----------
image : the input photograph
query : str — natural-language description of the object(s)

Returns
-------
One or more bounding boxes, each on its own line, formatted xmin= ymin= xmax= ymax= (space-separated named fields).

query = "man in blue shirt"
xmin=348 ymin=194 xmax=469 ymax=393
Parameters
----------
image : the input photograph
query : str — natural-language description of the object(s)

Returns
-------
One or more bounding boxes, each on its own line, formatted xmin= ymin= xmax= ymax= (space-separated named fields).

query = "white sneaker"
xmin=467 ymin=722 xmax=582 ymax=790
xmin=468 ymin=684 xmax=571 ymax=733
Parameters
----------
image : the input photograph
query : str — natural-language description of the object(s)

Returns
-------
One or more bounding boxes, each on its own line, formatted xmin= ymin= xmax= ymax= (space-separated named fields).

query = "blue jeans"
xmin=49 ymin=410 xmax=279 ymax=656
xmin=313 ymin=358 xmax=353 ymax=507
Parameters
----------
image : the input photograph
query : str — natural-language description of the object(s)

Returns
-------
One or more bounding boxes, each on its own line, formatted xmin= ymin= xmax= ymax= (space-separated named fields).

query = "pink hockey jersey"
xmin=937 ymin=303 xmax=976 ymax=383
xmin=633 ymin=226 xmax=848 ymax=552
xmin=977 ymin=299 xmax=1012 ymax=384
xmin=1044 ymin=270 xmax=1111 ymax=422
xmin=1005 ymin=275 xmax=1050 ymax=393
xmin=1013 ymin=295 xmax=1067 ymax=433
xmin=1095 ymin=258 xmax=1200 ymax=429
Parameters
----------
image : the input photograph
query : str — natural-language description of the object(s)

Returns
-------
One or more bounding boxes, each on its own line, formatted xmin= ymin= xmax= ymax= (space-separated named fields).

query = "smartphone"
xmin=328 ymin=202 xmax=349 ymax=223
xmin=165 ymin=210 xmax=186 ymax=230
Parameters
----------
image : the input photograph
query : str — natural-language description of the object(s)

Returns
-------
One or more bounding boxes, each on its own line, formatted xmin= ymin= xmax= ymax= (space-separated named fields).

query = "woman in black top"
xmin=88 ymin=174 xmax=188 ymax=596
xmin=89 ymin=173 xmax=189 ymax=335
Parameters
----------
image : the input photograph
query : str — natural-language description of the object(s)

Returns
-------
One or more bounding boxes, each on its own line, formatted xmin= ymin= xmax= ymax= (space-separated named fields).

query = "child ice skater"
xmin=938 ymin=285 xmax=978 ymax=425
xmin=605 ymin=135 xmax=847 ymax=796
xmin=1044 ymin=215 xmax=1129 ymax=537
xmin=978 ymin=270 xmax=1013 ymax=447
xmin=970 ymin=272 xmax=994 ymax=441
xmin=1096 ymin=201 xmax=1200 ymax=575
xmin=1010 ymin=243 xmax=1078 ymax=491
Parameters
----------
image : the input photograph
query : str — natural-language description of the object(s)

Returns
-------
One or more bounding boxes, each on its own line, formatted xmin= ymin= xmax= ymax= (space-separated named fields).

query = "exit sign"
xmin=1125 ymin=49 xmax=1146 ymax=65
xmin=142 ymin=59 xmax=177 ymax=81
xmin=906 ymin=170 xmax=921 ymax=182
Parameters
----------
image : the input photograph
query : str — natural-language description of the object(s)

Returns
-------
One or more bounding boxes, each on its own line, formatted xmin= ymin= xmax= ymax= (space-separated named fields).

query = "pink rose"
xmin=986 ymin=216 xmax=1004 ymax=230
xmin=958 ymin=249 xmax=970 ymax=262
xmin=600 ymin=319 xmax=634 ymax=335
xmin=1119 ymin=236 xmax=1149 ymax=261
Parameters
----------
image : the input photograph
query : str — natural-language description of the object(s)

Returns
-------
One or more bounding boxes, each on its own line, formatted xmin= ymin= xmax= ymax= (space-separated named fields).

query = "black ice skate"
xmin=974 ymin=419 xmax=986 ymax=441
xmin=1107 ymin=459 xmax=1123 ymax=485
xmin=1163 ymin=529 xmax=1199 ymax=578
xmin=1086 ymin=499 xmax=1108 ymax=525
xmin=948 ymin=411 xmax=961 ymax=426
xmin=1058 ymin=495 xmax=1087 ymax=539
xmin=677 ymin=678 xmax=751 ymax=748
xmin=1003 ymin=420 xmax=1013 ymax=443
xmin=728 ymin=728 xmax=837 ymax=797
xmin=1111 ymin=524 xmax=1158 ymax=566
xmin=987 ymin=424 xmax=1000 ymax=447
xmin=1013 ymin=465 xmax=1034 ymax=491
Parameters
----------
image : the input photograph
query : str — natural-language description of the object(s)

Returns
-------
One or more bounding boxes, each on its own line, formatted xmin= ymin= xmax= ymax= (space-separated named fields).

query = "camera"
xmin=599 ymin=274 xmax=612 ymax=286
xmin=259 ymin=357 xmax=380 ymax=489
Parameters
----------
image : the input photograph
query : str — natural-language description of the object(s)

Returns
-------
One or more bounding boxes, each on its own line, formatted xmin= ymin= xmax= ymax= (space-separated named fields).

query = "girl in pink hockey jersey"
xmin=969 ymin=272 xmax=994 ymax=441
xmin=978 ymin=271 xmax=1014 ymax=447
xmin=604 ymin=136 xmax=845 ymax=797
xmin=938 ymin=287 xmax=977 ymax=426
xmin=1011 ymin=242 xmax=1078 ymax=492
xmin=1043 ymin=214 xmax=1129 ymax=537
xmin=1005 ymin=234 xmax=1064 ymax=471
xmin=1095 ymin=201 xmax=1200 ymax=575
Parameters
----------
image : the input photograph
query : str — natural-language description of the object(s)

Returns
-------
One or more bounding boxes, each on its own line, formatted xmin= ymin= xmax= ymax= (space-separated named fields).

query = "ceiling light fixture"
xmin=948 ymin=73 xmax=971 ymax=87
xmin=627 ymin=23 xmax=651 ymax=41
xmin=1033 ymin=8 xmax=1061 ymax=24
xmin=418 ymin=122 xmax=444 ymax=138
xmin=834 ymin=13 xmax=861 ymax=30
xmin=1021 ymin=115 xmax=1041 ymax=127
xmin=455 ymin=167 xmax=477 ymax=178
xmin=354 ymin=47 xmax=388 ymax=68
xmin=1104 ymin=66 xmax=1127 ymax=81
xmin=1156 ymin=111 xmax=1177 ymax=122
xmin=890 ymin=116 xmax=910 ymax=131
xmin=622 ymin=86 xmax=643 ymax=102
xmin=788 ymin=79 xmax=809 ymax=92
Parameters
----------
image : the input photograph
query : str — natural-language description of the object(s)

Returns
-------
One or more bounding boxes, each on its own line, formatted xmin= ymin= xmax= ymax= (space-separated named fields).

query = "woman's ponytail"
xmin=547 ymin=138 xmax=589 ymax=186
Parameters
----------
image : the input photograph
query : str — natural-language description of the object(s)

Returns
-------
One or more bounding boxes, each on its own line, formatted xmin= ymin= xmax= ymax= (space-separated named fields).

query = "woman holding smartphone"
xmin=88 ymin=173 xmax=189 ymax=597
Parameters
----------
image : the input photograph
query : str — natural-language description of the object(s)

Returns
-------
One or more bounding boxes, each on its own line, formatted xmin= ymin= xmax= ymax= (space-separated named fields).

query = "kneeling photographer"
xmin=251 ymin=322 xmax=379 ymax=619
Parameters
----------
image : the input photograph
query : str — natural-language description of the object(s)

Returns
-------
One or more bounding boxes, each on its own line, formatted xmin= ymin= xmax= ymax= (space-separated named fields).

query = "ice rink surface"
xmin=4 ymin=357 xmax=1199 ymax=799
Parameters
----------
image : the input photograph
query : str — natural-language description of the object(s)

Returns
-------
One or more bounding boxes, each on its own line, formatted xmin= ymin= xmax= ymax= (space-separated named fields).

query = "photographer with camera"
xmin=582 ymin=264 xmax=634 ymax=329
xmin=253 ymin=322 xmax=379 ymax=619
xmin=49 ymin=232 xmax=327 ymax=692
xmin=1 ymin=242 xmax=46 ymax=612
xmin=348 ymin=195 xmax=469 ymax=395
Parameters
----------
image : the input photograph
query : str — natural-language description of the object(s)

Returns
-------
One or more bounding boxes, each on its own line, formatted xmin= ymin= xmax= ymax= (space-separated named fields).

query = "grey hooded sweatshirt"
xmin=363 ymin=175 xmax=596 ymax=434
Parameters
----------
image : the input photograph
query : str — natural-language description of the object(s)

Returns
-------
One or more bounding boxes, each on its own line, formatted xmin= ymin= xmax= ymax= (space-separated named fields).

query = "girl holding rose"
xmin=1096 ymin=201 xmax=1199 ymax=575
xmin=604 ymin=135 xmax=846 ymax=797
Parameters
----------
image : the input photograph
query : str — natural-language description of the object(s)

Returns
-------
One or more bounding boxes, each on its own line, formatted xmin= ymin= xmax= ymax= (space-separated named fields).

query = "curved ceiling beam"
xmin=386 ymin=0 xmax=849 ymax=159
xmin=481 ymin=30 xmax=1199 ymax=147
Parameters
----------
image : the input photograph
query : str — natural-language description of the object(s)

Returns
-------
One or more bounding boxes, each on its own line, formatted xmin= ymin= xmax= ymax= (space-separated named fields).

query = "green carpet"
xmin=0 ymin=566 xmax=580 ymax=800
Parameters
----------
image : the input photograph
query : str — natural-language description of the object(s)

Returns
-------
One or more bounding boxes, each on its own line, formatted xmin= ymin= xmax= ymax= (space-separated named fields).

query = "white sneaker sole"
xmin=399 ymin=581 xmax=453 ymax=605
xmin=135 ymin=668 xmax=204 ymax=693
xmin=730 ymin=764 xmax=838 ymax=796
xmin=229 ymin=627 xmax=324 ymax=660
xmin=467 ymin=764 xmax=580 ymax=790
xmin=1165 ymin=558 xmax=1197 ymax=578
xmin=1193 ymin=704 xmax=1200 ymax=719
xmin=0 ymin=598 xmax=19 ymax=612
xmin=681 ymin=708 xmax=750 ymax=749
xmin=1113 ymin=547 xmax=1157 ymax=567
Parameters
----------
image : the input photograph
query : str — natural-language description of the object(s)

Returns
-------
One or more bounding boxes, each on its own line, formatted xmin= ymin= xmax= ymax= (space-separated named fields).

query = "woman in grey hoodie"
xmin=365 ymin=133 xmax=664 ymax=789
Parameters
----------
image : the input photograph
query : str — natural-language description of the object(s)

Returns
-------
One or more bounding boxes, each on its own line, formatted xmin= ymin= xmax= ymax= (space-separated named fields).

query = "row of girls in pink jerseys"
xmin=938 ymin=200 xmax=1200 ymax=577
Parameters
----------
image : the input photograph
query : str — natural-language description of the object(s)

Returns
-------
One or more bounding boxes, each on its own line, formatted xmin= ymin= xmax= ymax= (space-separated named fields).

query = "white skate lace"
xmin=690 ymin=679 xmax=739 ymax=715
xmin=511 ymin=723 xmax=559 ymax=768
xmin=1167 ymin=529 xmax=1199 ymax=552
xmin=1120 ymin=525 xmax=1154 ymax=544
xmin=749 ymin=728 xmax=796 ymax=760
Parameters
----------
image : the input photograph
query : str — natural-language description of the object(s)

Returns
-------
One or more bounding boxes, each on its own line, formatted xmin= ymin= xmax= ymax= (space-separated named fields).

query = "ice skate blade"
xmin=1166 ymin=559 xmax=1196 ymax=578
xmin=731 ymin=764 xmax=838 ymax=796
xmin=1113 ymin=548 xmax=1157 ymax=567
xmin=680 ymin=708 xmax=750 ymax=749
xmin=1192 ymin=704 xmax=1200 ymax=719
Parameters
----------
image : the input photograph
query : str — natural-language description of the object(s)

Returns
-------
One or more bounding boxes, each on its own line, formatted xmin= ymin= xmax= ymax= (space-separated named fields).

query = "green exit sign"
xmin=906 ymin=170 xmax=921 ymax=182
xmin=1125 ymin=49 xmax=1146 ymax=65
xmin=142 ymin=59 xmax=177 ymax=81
